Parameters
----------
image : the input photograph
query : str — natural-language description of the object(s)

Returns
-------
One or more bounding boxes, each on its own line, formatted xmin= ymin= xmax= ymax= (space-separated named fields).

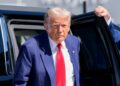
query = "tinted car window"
xmin=0 ymin=17 xmax=14 ymax=76
xmin=74 ymin=22 xmax=111 ymax=69
xmin=14 ymin=29 xmax=44 ymax=49
xmin=0 ymin=27 xmax=3 ymax=56
xmin=7 ymin=18 xmax=44 ymax=61
xmin=0 ymin=26 xmax=6 ymax=75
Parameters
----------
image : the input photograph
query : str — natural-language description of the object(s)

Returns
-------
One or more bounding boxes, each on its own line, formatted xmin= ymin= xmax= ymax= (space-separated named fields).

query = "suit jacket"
xmin=109 ymin=22 xmax=120 ymax=50
xmin=14 ymin=31 xmax=81 ymax=86
xmin=109 ymin=22 xmax=120 ymax=43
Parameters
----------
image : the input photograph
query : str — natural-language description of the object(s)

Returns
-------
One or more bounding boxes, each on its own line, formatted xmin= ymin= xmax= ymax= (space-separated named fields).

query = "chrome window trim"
xmin=7 ymin=19 xmax=45 ymax=61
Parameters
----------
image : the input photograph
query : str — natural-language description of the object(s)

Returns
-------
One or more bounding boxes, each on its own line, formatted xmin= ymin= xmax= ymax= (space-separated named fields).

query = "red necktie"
xmin=56 ymin=43 xmax=66 ymax=86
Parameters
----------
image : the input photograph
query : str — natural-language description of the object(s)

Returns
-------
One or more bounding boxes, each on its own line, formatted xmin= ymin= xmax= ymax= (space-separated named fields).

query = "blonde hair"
xmin=44 ymin=7 xmax=71 ymax=23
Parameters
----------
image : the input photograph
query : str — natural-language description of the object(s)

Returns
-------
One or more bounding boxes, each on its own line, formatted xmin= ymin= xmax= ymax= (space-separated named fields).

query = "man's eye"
xmin=52 ymin=24 xmax=68 ymax=28
xmin=61 ymin=25 xmax=67 ymax=27
xmin=52 ymin=25 xmax=59 ymax=28
xmin=54 ymin=25 xmax=58 ymax=27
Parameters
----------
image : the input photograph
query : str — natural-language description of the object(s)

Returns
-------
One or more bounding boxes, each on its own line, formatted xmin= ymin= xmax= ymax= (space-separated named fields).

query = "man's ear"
xmin=44 ymin=22 xmax=50 ymax=33
xmin=44 ymin=21 xmax=48 ymax=30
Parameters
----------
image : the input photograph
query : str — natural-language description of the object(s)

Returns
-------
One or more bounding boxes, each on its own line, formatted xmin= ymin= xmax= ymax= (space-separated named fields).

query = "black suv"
xmin=0 ymin=5 xmax=120 ymax=86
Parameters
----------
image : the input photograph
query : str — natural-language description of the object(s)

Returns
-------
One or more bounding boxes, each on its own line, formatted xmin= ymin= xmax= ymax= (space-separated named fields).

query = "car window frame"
xmin=7 ymin=18 xmax=45 ymax=61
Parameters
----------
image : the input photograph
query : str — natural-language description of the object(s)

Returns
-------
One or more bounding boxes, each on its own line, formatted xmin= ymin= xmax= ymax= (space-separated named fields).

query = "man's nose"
xmin=58 ymin=25 xmax=63 ymax=31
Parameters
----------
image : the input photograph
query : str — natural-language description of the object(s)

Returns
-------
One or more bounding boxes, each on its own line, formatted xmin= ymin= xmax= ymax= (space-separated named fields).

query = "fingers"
xmin=95 ymin=6 xmax=111 ymax=22
xmin=95 ymin=6 xmax=107 ymax=16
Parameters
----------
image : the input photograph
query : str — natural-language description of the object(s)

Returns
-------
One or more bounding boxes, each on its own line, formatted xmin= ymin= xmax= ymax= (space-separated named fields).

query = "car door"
xmin=71 ymin=12 xmax=120 ymax=86
xmin=0 ymin=16 xmax=13 ymax=85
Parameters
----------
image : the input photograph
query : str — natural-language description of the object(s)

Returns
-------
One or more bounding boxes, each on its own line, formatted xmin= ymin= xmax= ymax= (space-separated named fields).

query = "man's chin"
xmin=56 ymin=38 xmax=64 ymax=43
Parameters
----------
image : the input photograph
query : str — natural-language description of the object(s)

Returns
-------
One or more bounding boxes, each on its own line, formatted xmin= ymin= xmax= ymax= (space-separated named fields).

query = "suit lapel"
xmin=39 ymin=32 xmax=55 ymax=86
xmin=65 ymin=35 xmax=79 ymax=86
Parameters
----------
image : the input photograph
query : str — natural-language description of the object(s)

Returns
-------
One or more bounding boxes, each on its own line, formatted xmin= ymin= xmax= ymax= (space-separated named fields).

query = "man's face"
xmin=45 ymin=16 xmax=70 ymax=43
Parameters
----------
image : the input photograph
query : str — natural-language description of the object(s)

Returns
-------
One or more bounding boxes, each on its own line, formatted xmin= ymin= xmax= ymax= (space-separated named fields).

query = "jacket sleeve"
xmin=109 ymin=22 xmax=120 ymax=43
xmin=13 ymin=44 xmax=32 ymax=86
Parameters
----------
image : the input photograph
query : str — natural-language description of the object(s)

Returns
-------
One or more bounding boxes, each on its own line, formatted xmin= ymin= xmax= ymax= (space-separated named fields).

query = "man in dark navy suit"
xmin=14 ymin=7 xmax=81 ymax=86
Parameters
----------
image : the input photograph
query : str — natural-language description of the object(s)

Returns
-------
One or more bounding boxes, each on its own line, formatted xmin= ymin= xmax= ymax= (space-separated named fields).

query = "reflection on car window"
xmin=0 ymin=28 xmax=3 ymax=54
xmin=14 ymin=29 xmax=44 ymax=49
xmin=0 ymin=26 xmax=6 ymax=75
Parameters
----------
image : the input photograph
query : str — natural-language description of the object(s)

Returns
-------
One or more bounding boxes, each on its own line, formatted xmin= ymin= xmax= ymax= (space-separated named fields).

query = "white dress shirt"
xmin=48 ymin=36 xmax=74 ymax=86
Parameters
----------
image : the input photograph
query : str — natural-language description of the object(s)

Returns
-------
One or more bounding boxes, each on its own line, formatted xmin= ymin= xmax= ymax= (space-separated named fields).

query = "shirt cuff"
xmin=107 ymin=17 xmax=112 ymax=25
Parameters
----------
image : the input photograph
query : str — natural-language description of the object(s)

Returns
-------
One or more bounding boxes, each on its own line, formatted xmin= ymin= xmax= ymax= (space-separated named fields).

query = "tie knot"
xmin=57 ymin=43 xmax=62 ymax=49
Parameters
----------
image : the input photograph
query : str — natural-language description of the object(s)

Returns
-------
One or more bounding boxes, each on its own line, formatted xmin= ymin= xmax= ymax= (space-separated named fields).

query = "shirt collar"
xmin=48 ymin=36 xmax=66 ymax=51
